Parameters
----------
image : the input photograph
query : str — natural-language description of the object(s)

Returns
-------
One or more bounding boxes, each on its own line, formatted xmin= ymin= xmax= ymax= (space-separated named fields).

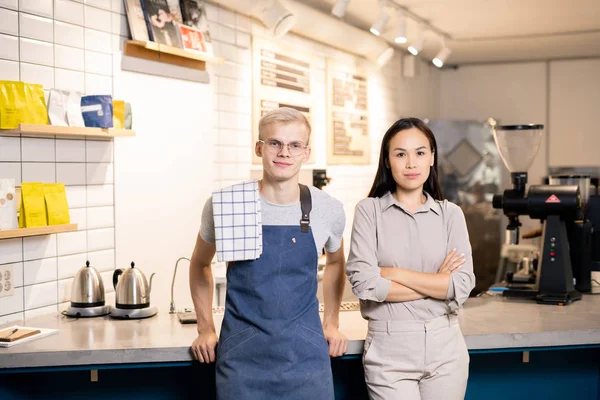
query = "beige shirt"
xmin=346 ymin=191 xmax=476 ymax=321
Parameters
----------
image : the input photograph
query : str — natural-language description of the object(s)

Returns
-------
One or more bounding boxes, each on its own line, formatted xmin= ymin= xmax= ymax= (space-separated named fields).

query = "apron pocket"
xmin=296 ymin=324 xmax=328 ymax=351
xmin=218 ymin=326 xmax=259 ymax=359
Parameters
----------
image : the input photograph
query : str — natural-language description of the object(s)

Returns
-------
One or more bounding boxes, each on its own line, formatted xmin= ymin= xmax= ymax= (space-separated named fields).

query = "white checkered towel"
xmin=213 ymin=180 xmax=262 ymax=262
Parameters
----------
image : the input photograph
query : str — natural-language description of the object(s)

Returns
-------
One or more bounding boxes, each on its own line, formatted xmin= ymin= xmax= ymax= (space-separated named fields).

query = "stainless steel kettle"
xmin=113 ymin=262 xmax=155 ymax=309
xmin=70 ymin=261 xmax=105 ymax=307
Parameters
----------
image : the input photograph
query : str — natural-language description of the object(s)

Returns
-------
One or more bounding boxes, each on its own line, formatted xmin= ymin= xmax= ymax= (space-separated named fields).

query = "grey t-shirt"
xmin=200 ymin=186 xmax=346 ymax=255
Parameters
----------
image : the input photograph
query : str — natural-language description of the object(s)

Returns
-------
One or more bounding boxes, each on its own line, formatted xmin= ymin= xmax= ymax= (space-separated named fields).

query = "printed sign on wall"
xmin=327 ymin=61 xmax=370 ymax=165
xmin=252 ymin=37 xmax=316 ymax=164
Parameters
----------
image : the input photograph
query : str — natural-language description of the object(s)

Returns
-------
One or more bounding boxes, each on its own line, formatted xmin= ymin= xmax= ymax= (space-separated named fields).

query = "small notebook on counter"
xmin=0 ymin=325 xmax=58 ymax=348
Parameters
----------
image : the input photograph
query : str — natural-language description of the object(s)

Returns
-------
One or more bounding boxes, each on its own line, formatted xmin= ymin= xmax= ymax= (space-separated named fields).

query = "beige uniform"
xmin=346 ymin=192 xmax=475 ymax=400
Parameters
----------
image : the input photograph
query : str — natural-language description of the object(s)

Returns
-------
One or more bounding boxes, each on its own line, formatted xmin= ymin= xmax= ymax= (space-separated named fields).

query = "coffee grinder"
xmin=492 ymin=124 xmax=582 ymax=305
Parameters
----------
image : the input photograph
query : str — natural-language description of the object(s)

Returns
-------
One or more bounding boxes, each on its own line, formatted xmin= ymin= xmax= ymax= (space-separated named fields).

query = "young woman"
xmin=346 ymin=118 xmax=475 ymax=400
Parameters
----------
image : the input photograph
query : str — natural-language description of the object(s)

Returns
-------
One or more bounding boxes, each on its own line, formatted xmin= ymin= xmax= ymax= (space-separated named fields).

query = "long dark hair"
xmin=368 ymin=117 xmax=444 ymax=200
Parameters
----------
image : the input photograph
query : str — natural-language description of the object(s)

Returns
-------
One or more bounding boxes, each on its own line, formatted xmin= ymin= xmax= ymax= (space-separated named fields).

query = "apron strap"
xmin=299 ymin=184 xmax=312 ymax=233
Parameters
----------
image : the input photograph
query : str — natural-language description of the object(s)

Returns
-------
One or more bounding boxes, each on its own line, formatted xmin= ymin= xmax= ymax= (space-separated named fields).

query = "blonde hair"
xmin=258 ymin=107 xmax=311 ymax=142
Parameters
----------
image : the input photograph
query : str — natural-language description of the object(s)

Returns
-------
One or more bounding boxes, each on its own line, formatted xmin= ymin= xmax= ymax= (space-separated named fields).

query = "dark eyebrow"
xmin=393 ymin=146 xmax=427 ymax=151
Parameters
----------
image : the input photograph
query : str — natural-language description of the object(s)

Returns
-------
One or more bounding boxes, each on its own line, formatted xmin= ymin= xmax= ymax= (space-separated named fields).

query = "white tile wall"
xmin=84 ymin=5 xmax=112 ymax=33
xmin=57 ymin=253 xmax=88 ymax=279
xmin=85 ymin=50 xmax=112 ymax=76
xmin=57 ymin=162 xmax=87 ymax=185
xmin=20 ymin=37 xmax=54 ymax=66
xmin=24 ymin=281 xmax=57 ymax=309
xmin=87 ymin=162 xmax=113 ymax=184
xmin=87 ymin=227 xmax=114 ymax=251
xmin=84 ymin=28 xmax=112 ymax=54
xmin=87 ymin=206 xmax=113 ymax=229
xmin=0 ymin=238 xmax=23 ymax=265
xmin=55 ymin=45 xmax=85 ymax=71
xmin=0 ymin=162 xmax=22 ymax=185
xmin=20 ymin=62 xmax=54 ymax=87
xmin=100 ymin=270 xmax=114 ymax=293
xmin=20 ymin=0 xmax=54 ymax=19
xmin=0 ymin=8 xmax=18 ymax=36
xmin=25 ymin=304 xmax=58 ymax=320
xmin=24 ymin=257 xmax=58 ymax=285
xmin=57 ymin=230 xmax=87 ymax=256
xmin=0 ymin=137 xmax=21 ymax=161
xmin=69 ymin=207 xmax=87 ymax=230
xmin=54 ymin=68 xmax=85 ymax=92
xmin=0 ymin=0 xmax=124 ymax=322
xmin=110 ymin=0 xmax=124 ymax=14
xmin=22 ymin=162 xmax=56 ymax=182
xmin=23 ymin=234 xmax=57 ymax=261
xmin=86 ymin=140 xmax=113 ymax=162
xmin=85 ymin=72 xmax=113 ymax=95
xmin=0 ymin=59 xmax=20 ymax=80
xmin=56 ymin=139 xmax=86 ymax=162
xmin=20 ymin=13 xmax=54 ymax=42
xmin=57 ymin=278 xmax=71 ymax=303
xmin=87 ymin=184 xmax=113 ymax=206
xmin=111 ymin=12 xmax=128 ymax=36
xmin=0 ymin=33 xmax=19 ymax=61
xmin=0 ymin=0 xmax=18 ymax=10
xmin=54 ymin=21 xmax=84 ymax=48
xmin=66 ymin=185 xmax=87 ymax=208
xmin=87 ymin=249 xmax=114 ymax=271
xmin=235 ymin=14 xmax=251 ymax=33
xmin=0 ymin=287 xmax=24 ymax=315
xmin=22 ymin=138 xmax=55 ymax=162
xmin=54 ymin=0 xmax=84 ymax=25
xmin=10 ymin=262 xmax=24 ymax=288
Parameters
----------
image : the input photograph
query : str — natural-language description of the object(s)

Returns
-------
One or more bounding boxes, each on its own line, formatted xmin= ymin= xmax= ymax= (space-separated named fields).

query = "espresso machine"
xmin=492 ymin=124 xmax=583 ymax=305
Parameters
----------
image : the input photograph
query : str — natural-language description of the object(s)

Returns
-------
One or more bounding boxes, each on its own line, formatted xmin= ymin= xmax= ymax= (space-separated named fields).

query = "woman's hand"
xmin=438 ymin=248 xmax=465 ymax=275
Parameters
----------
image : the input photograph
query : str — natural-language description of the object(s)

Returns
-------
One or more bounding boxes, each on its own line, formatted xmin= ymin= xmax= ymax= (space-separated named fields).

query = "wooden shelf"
xmin=124 ymin=40 xmax=225 ymax=71
xmin=0 ymin=224 xmax=78 ymax=240
xmin=0 ymin=124 xmax=135 ymax=139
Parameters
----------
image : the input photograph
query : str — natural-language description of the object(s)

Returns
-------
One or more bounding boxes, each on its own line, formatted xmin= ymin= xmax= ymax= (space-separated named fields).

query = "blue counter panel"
xmin=1 ymin=348 xmax=598 ymax=399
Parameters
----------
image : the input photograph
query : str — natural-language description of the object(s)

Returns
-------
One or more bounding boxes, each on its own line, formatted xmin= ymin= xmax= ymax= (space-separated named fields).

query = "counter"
xmin=2 ymin=295 xmax=600 ymax=369
xmin=1 ymin=295 xmax=600 ymax=399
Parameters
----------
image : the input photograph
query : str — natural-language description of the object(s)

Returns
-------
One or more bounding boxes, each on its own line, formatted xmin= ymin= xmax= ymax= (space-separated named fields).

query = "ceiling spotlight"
xmin=370 ymin=2 xmax=390 ymax=36
xmin=433 ymin=47 xmax=451 ymax=68
xmin=331 ymin=0 xmax=351 ymax=18
xmin=407 ymin=23 xmax=424 ymax=55
xmin=407 ymin=39 xmax=423 ymax=55
xmin=377 ymin=47 xmax=395 ymax=67
xmin=255 ymin=0 xmax=296 ymax=38
xmin=394 ymin=9 xmax=407 ymax=44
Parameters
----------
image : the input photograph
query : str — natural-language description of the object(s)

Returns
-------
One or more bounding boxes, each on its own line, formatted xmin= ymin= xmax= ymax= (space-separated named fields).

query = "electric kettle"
xmin=65 ymin=261 xmax=110 ymax=317
xmin=110 ymin=262 xmax=158 ymax=319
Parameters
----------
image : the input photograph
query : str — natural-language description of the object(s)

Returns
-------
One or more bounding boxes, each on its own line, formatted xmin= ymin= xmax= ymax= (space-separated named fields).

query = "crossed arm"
xmin=380 ymin=249 xmax=465 ymax=302
xmin=346 ymin=200 xmax=472 ymax=305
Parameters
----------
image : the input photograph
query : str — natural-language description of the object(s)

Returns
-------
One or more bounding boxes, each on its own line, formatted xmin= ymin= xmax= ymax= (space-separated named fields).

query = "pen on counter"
xmin=2 ymin=328 xmax=18 ymax=339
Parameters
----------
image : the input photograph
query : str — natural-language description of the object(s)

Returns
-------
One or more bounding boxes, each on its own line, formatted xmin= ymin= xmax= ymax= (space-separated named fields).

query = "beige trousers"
xmin=363 ymin=314 xmax=469 ymax=400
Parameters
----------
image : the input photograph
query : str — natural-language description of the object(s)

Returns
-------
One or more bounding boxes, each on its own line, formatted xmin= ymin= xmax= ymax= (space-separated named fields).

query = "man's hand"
xmin=323 ymin=325 xmax=348 ymax=357
xmin=191 ymin=330 xmax=219 ymax=363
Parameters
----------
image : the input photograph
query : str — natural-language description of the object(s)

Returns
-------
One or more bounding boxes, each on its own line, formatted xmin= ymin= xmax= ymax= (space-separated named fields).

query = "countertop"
xmin=1 ymin=295 xmax=600 ymax=369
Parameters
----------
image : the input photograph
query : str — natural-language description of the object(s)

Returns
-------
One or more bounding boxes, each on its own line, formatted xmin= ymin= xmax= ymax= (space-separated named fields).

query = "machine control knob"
xmin=492 ymin=194 xmax=503 ymax=209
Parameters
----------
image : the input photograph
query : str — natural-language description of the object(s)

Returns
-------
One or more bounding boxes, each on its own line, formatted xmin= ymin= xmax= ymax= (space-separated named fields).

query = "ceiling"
xmin=301 ymin=0 xmax=600 ymax=65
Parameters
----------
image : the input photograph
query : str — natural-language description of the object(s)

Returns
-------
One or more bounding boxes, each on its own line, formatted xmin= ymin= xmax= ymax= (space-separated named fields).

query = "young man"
xmin=189 ymin=107 xmax=348 ymax=400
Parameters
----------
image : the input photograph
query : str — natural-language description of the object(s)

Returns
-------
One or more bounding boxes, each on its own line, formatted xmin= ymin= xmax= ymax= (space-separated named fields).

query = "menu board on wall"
xmin=327 ymin=61 xmax=370 ymax=165
xmin=252 ymin=37 xmax=315 ymax=164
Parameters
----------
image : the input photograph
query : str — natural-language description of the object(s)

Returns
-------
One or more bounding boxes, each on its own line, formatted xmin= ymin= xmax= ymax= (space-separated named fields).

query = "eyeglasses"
xmin=258 ymin=139 xmax=309 ymax=156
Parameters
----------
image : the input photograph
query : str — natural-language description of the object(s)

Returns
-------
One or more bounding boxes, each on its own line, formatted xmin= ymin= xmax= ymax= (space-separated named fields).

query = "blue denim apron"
xmin=215 ymin=224 xmax=334 ymax=400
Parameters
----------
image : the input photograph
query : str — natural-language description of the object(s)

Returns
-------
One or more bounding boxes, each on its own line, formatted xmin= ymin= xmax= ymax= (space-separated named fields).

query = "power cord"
xmin=60 ymin=310 xmax=80 ymax=321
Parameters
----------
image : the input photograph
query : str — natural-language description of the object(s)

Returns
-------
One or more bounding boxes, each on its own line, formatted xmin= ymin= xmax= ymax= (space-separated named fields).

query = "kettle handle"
xmin=113 ymin=269 xmax=123 ymax=290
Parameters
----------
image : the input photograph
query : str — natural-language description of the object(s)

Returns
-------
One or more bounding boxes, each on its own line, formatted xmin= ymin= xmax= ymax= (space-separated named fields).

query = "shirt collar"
xmin=379 ymin=191 xmax=440 ymax=215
